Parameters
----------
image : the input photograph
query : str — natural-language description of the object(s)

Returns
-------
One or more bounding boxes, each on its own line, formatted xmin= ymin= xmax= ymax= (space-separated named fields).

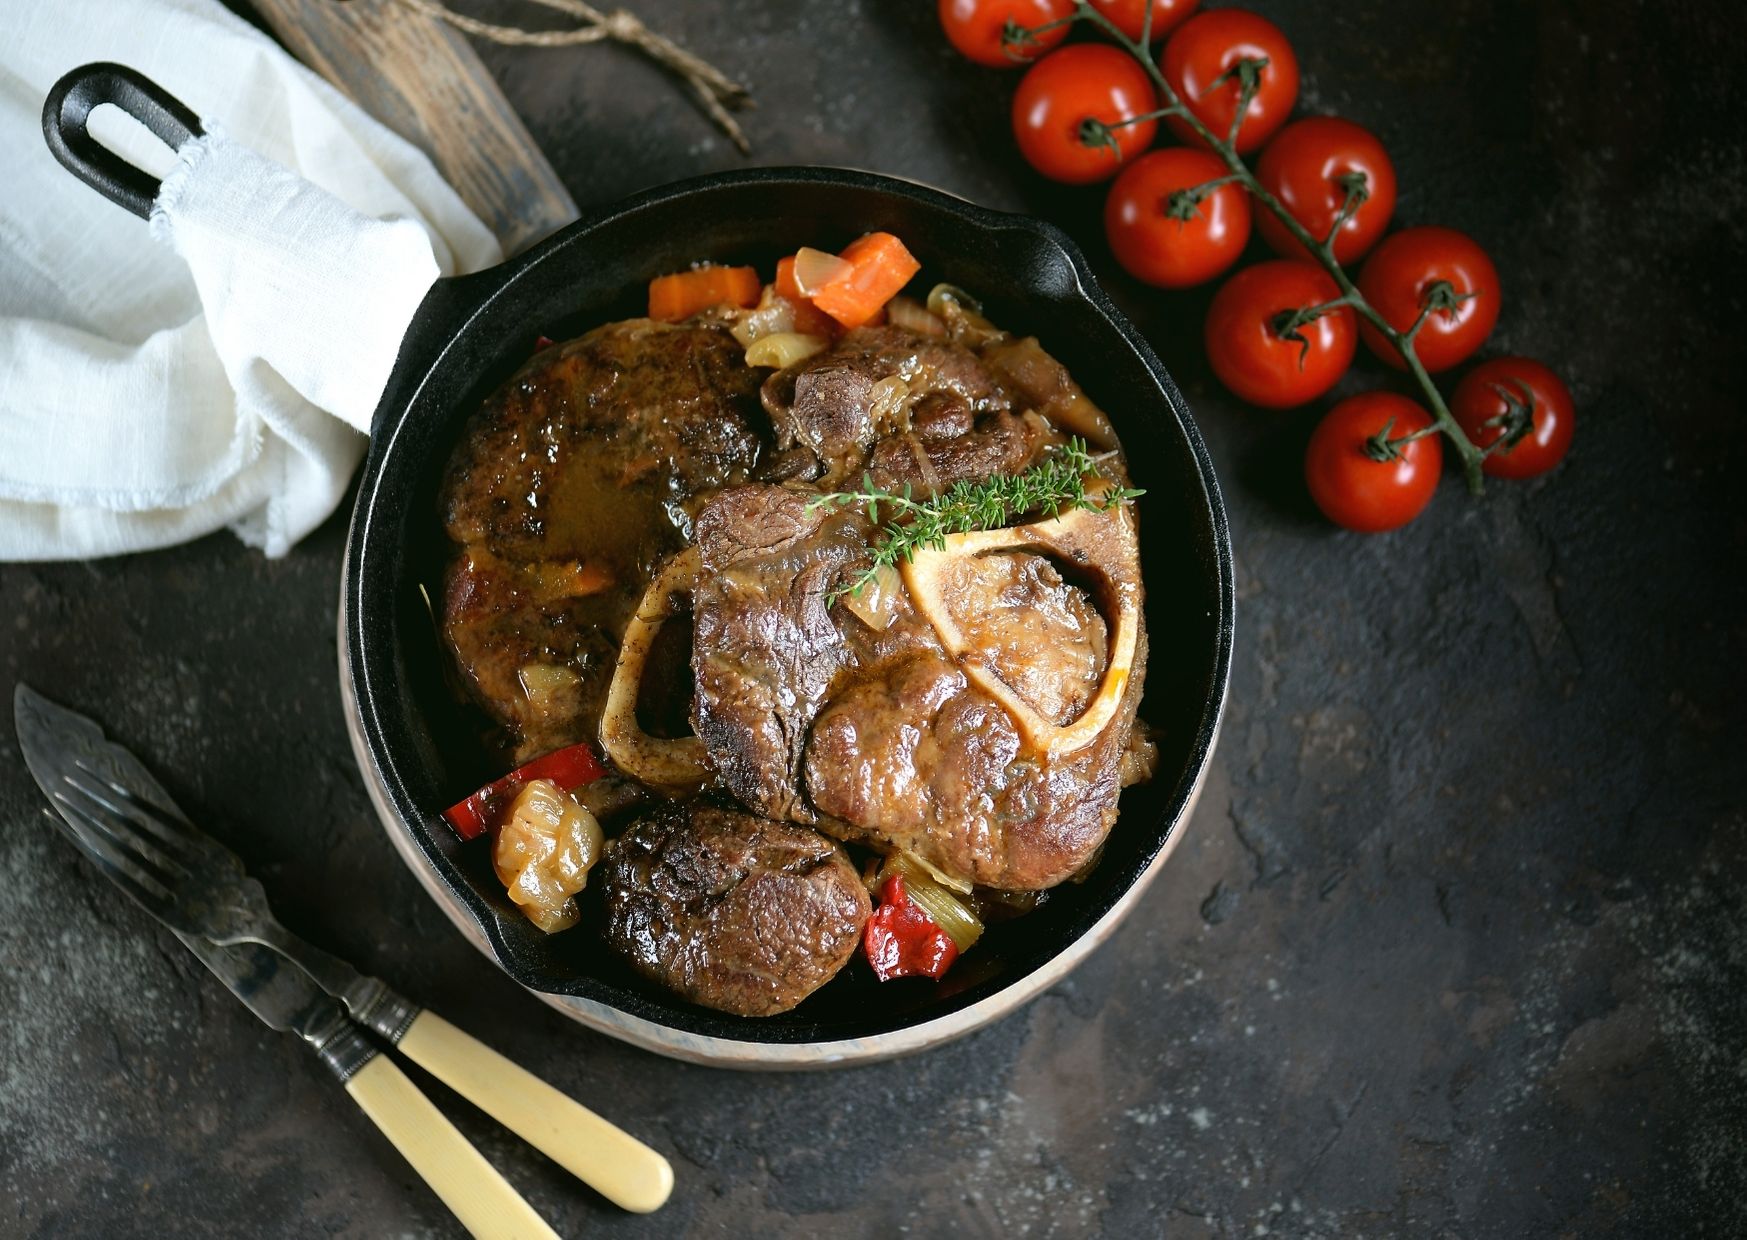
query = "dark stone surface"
xmin=3 ymin=1 xmax=1744 ymax=1235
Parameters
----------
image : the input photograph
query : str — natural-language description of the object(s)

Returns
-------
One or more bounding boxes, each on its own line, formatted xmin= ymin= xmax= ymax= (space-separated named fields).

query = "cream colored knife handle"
xmin=396 ymin=1010 xmax=673 ymax=1214
xmin=345 ymin=1055 xmax=561 ymax=1240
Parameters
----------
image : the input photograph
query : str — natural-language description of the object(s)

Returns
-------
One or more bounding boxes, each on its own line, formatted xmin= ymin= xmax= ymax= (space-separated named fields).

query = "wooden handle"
xmin=249 ymin=0 xmax=578 ymax=253
xmin=345 ymin=1055 xmax=561 ymax=1240
xmin=397 ymin=1011 xmax=673 ymax=1214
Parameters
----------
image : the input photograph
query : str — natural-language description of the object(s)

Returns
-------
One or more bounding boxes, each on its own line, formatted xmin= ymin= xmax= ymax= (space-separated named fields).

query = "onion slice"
xmin=517 ymin=662 xmax=579 ymax=718
xmin=744 ymin=331 xmax=828 ymax=370
xmin=492 ymin=779 xmax=604 ymax=934
xmin=838 ymin=562 xmax=904 ymax=632
xmin=792 ymin=246 xmax=852 ymax=297
xmin=926 ymin=282 xmax=1002 ymax=346
xmin=730 ymin=285 xmax=798 ymax=346
xmin=900 ymin=847 xmax=974 ymax=895
xmin=599 ymin=547 xmax=711 ymax=793
xmin=886 ymin=295 xmax=946 ymax=337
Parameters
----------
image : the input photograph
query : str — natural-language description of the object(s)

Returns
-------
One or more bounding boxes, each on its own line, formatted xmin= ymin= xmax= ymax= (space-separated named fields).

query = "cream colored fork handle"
xmin=345 ymin=1056 xmax=561 ymax=1240
xmin=397 ymin=1011 xmax=674 ymax=1214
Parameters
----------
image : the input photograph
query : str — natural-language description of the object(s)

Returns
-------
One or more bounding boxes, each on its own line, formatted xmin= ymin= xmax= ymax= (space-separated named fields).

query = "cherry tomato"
xmin=1305 ymin=392 xmax=1443 ymax=532
xmin=1160 ymin=9 xmax=1299 ymax=155
xmin=938 ymin=0 xmax=1073 ymax=68
xmin=1204 ymin=260 xmax=1355 ymax=408
xmin=1255 ymin=117 xmax=1397 ymax=264
xmin=1089 ymin=0 xmax=1199 ymax=42
xmin=1450 ymin=357 xmax=1574 ymax=479
xmin=1357 ymin=226 xmax=1501 ymax=373
xmin=1104 ymin=148 xmax=1251 ymax=289
xmin=1012 ymin=45 xmax=1159 ymax=183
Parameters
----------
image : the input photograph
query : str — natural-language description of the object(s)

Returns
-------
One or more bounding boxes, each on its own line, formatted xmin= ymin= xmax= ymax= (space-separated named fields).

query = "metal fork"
xmin=41 ymin=731 xmax=416 ymax=1032
xmin=15 ymin=684 xmax=672 ymax=1215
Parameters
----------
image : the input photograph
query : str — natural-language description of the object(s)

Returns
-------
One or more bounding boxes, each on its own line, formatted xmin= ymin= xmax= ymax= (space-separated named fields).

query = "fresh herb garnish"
xmin=807 ymin=437 xmax=1144 ymax=603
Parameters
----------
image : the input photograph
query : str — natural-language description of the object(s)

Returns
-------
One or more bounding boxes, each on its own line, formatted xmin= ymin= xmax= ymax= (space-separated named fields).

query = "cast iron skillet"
xmin=46 ymin=63 xmax=1234 ymax=1048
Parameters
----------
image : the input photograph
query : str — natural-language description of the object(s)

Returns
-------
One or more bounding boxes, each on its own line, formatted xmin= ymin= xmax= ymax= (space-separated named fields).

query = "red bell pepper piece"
xmin=440 ymin=741 xmax=607 ymax=841
xmin=863 ymin=873 xmax=959 ymax=981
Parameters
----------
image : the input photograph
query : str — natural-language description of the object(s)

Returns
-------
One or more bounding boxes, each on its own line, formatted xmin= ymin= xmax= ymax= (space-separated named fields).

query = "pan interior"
xmin=347 ymin=169 xmax=1231 ymax=1045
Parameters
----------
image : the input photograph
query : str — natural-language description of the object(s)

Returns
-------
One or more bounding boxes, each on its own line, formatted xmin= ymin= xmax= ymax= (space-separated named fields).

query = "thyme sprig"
xmin=808 ymin=438 xmax=1143 ymax=603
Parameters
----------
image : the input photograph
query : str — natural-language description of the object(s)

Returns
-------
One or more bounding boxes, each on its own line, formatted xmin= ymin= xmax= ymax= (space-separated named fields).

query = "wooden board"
xmin=250 ymin=0 xmax=579 ymax=254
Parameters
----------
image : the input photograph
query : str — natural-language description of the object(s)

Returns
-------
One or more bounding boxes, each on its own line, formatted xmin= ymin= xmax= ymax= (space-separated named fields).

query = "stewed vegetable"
xmin=861 ymin=853 xmax=987 ymax=982
xmin=491 ymin=779 xmax=605 ymax=933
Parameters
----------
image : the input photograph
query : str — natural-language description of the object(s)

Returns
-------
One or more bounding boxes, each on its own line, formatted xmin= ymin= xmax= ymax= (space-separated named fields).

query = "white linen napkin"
xmin=0 ymin=0 xmax=503 ymax=559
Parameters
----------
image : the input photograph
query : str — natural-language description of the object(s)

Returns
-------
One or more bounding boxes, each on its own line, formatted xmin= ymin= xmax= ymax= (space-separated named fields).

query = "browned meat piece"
xmin=439 ymin=320 xmax=765 ymax=761
xmin=763 ymin=326 xmax=1011 ymax=436
xmin=440 ymin=548 xmax=624 ymax=760
xmin=597 ymin=802 xmax=870 ymax=1016
xmin=760 ymin=325 xmax=1023 ymax=486
xmin=909 ymin=391 xmax=975 ymax=440
xmin=977 ymin=335 xmax=1119 ymax=452
xmin=801 ymin=652 xmax=1024 ymax=851
xmin=690 ymin=487 xmax=860 ymax=822
xmin=445 ymin=320 xmax=764 ymax=557
xmin=753 ymin=444 xmax=824 ymax=484
xmin=689 ymin=482 xmax=1147 ymax=891
xmin=864 ymin=408 xmax=1052 ymax=499
xmin=787 ymin=366 xmax=877 ymax=461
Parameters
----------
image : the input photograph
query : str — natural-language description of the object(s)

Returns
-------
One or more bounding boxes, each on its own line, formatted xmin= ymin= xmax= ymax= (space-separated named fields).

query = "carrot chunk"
xmin=556 ymin=560 xmax=616 ymax=597
xmin=809 ymin=233 xmax=921 ymax=329
xmin=773 ymin=255 xmax=842 ymax=336
xmin=774 ymin=255 xmax=806 ymax=304
xmin=647 ymin=264 xmax=762 ymax=322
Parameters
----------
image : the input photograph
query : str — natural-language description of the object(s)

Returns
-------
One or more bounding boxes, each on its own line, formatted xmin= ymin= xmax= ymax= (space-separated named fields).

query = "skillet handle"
xmin=41 ymin=62 xmax=204 ymax=220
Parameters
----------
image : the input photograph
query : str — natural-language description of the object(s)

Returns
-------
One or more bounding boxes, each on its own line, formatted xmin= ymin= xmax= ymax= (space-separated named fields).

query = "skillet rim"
xmin=343 ymin=165 xmax=1235 ymax=1046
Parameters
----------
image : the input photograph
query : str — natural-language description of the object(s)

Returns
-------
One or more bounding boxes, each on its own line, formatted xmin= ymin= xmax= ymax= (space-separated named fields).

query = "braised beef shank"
xmin=439 ymin=320 xmax=764 ymax=761
xmin=761 ymin=325 xmax=1052 ymax=493
xmin=597 ymin=802 xmax=870 ymax=1016
xmin=690 ymin=483 xmax=1147 ymax=892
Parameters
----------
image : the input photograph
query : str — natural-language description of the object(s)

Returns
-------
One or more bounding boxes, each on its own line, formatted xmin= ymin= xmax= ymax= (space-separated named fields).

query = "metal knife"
xmin=15 ymin=684 xmax=671 ymax=1220
xmin=168 ymin=928 xmax=559 ymax=1239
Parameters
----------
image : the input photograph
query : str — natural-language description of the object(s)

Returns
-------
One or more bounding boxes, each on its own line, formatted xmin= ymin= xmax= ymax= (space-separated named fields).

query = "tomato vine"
xmin=1018 ymin=0 xmax=1494 ymax=494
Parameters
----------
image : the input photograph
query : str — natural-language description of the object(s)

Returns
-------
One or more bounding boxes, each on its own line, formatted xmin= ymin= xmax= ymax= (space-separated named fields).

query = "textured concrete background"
xmin=3 ymin=1 xmax=1744 ymax=1235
